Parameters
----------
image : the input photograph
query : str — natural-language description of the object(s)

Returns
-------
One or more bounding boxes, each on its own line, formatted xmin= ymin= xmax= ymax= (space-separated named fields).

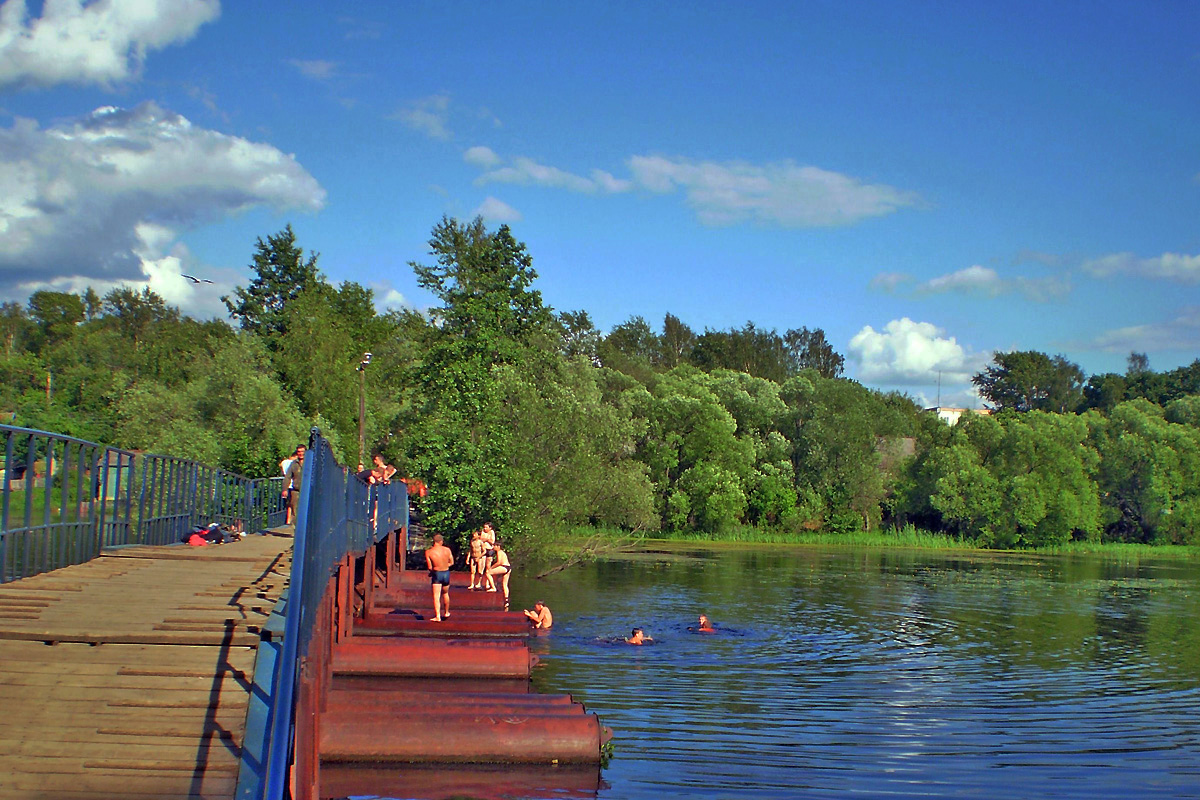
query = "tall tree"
xmin=0 ymin=302 xmax=31 ymax=356
xmin=558 ymin=309 xmax=601 ymax=363
xmin=405 ymin=217 xmax=556 ymax=548
xmin=27 ymin=291 xmax=84 ymax=347
xmin=784 ymin=326 xmax=845 ymax=378
xmin=691 ymin=322 xmax=789 ymax=382
xmin=223 ymin=224 xmax=322 ymax=340
xmin=972 ymin=350 xmax=1084 ymax=413
xmin=659 ymin=312 xmax=696 ymax=368
xmin=103 ymin=286 xmax=177 ymax=355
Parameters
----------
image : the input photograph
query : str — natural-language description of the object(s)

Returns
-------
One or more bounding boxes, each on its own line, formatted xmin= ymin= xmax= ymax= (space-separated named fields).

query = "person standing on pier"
xmin=480 ymin=522 xmax=497 ymax=590
xmin=284 ymin=445 xmax=305 ymax=525
xmin=486 ymin=539 xmax=511 ymax=608
xmin=468 ymin=529 xmax=487 ymax=590
xmin=425 ymin=533 xmax=454 ymax=622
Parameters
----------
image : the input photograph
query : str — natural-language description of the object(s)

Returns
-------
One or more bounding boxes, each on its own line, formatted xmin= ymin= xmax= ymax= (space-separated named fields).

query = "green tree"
xmin=27 ymin=291 xmax=84 ymax=348
xmin=659 ymin=313 xmax=696 ymax=368
xmin=404 ymin=217 xmax=556 ymax=550
xmin=223 ymin=224 xmax=322 ymax=340
xmin=558 ymin=309 xmax=601 ymax=363
xmin=1090 ymin=400 xmax=1200 ymax=544
xmin=0 ymin=302 xmax=32 ymax=356
xmin=691 ymin=322 xmax=789 ymax=382
xmin=103 ymin=286 xmax=178 ymax=357
xmin=972 ymin=350 xmax=1084 ymax=413
xmin=784 ymin=326 xmax=845 ymax=378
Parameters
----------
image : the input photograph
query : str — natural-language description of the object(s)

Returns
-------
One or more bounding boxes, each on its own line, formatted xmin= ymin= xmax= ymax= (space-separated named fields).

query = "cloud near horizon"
xmin=848 ymin=318 xmax=984 ymax=386
xmin=1081 ymin=251 xmax=1200 ymax=283
xmin=0 ymin=102 xmax=325 ymax=317
xmin=916 ymin=264 xmax=1070 ymax=302
xmin=0 ymin=0 xmax=220 ymax=90
xmin=1085 ymin=306 xmax=1200 ymax=354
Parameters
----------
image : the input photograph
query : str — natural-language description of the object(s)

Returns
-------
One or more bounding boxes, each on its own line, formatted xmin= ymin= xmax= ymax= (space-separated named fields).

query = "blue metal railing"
xmin=0 ymin=423 xmax=293 ymax=582
xmin=0 ymin=425 xmax=137 ymax=582
xmin=261 ymin=428 xmax=407 ymax=800
xmin=138 ymin=455 xmax=286 ymax=544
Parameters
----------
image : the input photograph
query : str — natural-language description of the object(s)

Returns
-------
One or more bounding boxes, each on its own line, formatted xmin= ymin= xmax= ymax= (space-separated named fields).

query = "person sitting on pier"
xmin=626 ymin=627 xmax=653 ymax=645
xmin=424 ymin=533 xmax=454 ymax=622
xmin=486 ymin=539 xmax=511 ymax=607
xmin=523 ymin=600 xmax=553 ymax=629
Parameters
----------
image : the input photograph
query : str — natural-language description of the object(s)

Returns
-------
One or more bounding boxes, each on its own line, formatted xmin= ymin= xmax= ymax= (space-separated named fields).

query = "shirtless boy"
xmin=523 ymin=600 xmax=553 ymax=629
xmin=424 ymin=533 xmax=454 ymax=622
xmin=626 ymin=627 xmax=652 ymax=645
xmin=468 ymin=529 xmax=486 ymax=590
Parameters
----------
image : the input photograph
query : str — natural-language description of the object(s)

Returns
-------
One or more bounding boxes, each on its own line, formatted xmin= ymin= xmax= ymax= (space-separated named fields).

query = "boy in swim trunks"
xmin=468 ymin=529 xmax=486 ymax=590
xmin=424 ymin=533 xmax=454 ymax=622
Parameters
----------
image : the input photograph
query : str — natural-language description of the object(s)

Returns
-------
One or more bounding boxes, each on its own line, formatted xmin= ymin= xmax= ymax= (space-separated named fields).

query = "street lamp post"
xmin=356 ymin=352 xmax=372 ymax=468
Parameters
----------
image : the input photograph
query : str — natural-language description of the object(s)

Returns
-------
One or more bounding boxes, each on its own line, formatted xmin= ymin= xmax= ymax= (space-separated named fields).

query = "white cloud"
xmin=0 ymin=102 xmax=325 ymax=310
xmin=289 ymin=59 xmax=337 ymax=81
xmin=590 ymin=168 xmax=634 ymax=193
xmin=627 ymin=155 xmax=918 ymax=227
xmin=923 ymin=265 xmax=1004 ymax=295
xmin=463 ymin=145 xmax=501 ymax=168
xmin=478 ymin=156 xmax=628 ymax=194
xmin=1081 ymin=251 xmax=1200 ymax=283
xmin=0 ymin=0 xmax=219 ymax=90
xmin=848 ymin=318 xmax=983 ymax=386
xmin=1087 ymin=307 xmax=1200 ymax=353
xmin=915 ymin=265 xmax=1069 ymax=302
xmin=472 ymin=196 xmax=522 ymax=223
xmin=368 ymin=280 xmax=409 ymax=314
xmin=869 ymin=271 xmax=913 ymax=293
xmin=394 ymin=94 xmax=451 ymax=140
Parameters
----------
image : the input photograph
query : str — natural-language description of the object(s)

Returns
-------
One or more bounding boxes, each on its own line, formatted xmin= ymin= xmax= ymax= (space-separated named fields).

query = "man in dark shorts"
xmin=284 ymin=445 xmax=305 ymax=524
xmin=424 ymin=533 xmax=454 ymax=622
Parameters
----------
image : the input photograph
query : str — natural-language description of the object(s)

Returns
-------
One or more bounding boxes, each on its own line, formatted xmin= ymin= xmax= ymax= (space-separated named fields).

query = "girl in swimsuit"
xmin=486 ymin=541 xmax=511 ymax=607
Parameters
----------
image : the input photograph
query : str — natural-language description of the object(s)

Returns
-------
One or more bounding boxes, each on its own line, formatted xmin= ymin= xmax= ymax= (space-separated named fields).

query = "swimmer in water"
xmin=693 ymin=613 xmax=716 ymax=633
xmin=626 ymin=627 xmax=653 ymax=645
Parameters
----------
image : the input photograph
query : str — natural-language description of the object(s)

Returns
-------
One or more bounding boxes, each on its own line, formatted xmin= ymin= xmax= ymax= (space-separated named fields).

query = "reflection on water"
xmin=513 ymin=545 xmax=1200 ymax=800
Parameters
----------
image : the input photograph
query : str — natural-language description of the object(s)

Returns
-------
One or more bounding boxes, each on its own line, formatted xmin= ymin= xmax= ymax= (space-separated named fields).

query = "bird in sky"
xmin=181 ymin=274 xmax=213 ymax=284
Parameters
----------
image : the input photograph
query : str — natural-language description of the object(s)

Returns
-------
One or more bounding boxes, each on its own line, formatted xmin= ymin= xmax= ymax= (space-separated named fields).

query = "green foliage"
xmin=223 ymin=224 xmax=323 ymax=339
xmin=1 ymin=216 xmax=1195 ymax=555
xmin=1090 ymin=400 xmax=1200 ymax=544
xmin=973 ymin=350 xmax=1085 ymax=413
xmin=404 ymin=217 xmax=559 ymax=552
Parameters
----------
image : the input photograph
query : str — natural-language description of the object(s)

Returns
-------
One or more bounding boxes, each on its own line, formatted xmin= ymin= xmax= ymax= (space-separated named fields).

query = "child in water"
xmin=626 ymin=627 xmax=653 ymax=645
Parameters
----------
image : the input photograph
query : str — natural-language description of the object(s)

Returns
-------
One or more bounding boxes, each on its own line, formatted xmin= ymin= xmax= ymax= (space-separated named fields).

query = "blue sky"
xmin=2 ymin=0 xmax=1198 ymax=406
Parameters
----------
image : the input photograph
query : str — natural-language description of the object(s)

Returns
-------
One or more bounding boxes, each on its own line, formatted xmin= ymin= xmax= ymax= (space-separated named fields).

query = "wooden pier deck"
xmin=0 ymin=534 xmax=292 ymax=800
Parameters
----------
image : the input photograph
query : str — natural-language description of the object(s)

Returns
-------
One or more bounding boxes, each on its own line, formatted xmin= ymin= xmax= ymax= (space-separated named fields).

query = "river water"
xmin=509 ymin=544 xmax=1200 ymax=800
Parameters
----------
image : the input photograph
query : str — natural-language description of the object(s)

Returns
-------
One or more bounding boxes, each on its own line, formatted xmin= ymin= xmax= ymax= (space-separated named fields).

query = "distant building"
xmin=924 ymin=406 xmax=993 ymax=426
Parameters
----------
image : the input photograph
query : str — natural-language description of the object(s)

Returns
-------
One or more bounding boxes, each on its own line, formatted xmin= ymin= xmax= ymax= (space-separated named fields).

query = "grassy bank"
xmin=549 ymin=524 xmax=1200 ymax=562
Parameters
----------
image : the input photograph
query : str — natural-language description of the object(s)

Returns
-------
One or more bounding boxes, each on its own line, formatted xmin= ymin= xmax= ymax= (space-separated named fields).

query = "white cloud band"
xmin=0 ymin=0 xmax=220 ymax=89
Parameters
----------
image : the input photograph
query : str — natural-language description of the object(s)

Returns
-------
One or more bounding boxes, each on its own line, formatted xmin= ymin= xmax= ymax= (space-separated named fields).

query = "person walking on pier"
xmin=524 ymin=600 xmax=553 ymax=629
xmin=425 ymin=533 xmax=454 ymax=622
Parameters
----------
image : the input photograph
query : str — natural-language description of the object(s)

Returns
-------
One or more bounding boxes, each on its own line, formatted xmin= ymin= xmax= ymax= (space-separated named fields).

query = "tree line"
xmin=1 ymin=218 xmax=1197 ymax=552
